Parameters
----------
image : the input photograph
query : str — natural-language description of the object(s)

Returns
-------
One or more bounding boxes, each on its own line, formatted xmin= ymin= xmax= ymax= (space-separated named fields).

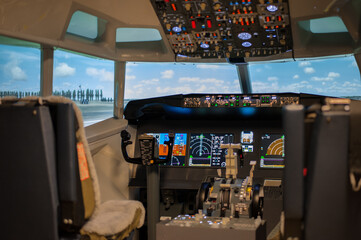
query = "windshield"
xmin=249 ymin=55 xmax=360 ymax=97
xmin=125 ymin=62 xmax=241 ymax=102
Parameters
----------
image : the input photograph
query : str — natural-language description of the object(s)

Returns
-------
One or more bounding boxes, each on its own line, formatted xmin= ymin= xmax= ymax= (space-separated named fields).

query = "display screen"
xmin=260 ymin=134 xmax=285 ymax=168
xmin=148 ymin=133 xmax=187 ymax=166
xmin=241 ymin=131 xmax=254 ymax=152
xmin=189 ymin=133 xmax=234 ymax=167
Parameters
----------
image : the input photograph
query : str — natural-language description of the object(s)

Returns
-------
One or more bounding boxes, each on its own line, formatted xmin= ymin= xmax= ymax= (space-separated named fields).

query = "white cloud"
xmin=196 ymin=85 xmax=207 ymax=92
xmin=311 ymin=76 xmax=333 ymax=81
xmin=63 ymin=82 xmax=72 ymax=87
xmin=311 ymin=72 xmax=339 ymax=82
xmin=126 ymin=75 xmax=136 ymax=80
xmin=293 ymin=75 xmax=299 ymax=79
xmin=298 ymin=61 xmax=311 ymax=67
xmin=4 ymin=61 xmax=27 ymax=81
xmin=304 ymin=67 xmax=315 ymax=74
xmin=141 ymin=78 xmax=159 ymax=85
xmin=268 ymin=77 xmax=278 ymax=81
xmin=55 ymin=63 xmax=76 ymax=77
xmin=179 ymin=77 xmax=200 ymax=82
xmin=343 ymin=81 xmax=361 ymax=88
xmin=161 ymin=70 xmax=174 ymax=79
xmin=328 ymin=72 xmax=340 ymax=78
xmin=196 ymin=64 xmax=220 ymax=69
xmin=133 ymin=84 xmax=144 ymax=89
xmin=252 ymin=81 xmax=280 ymax=93
xmin=156 ymin=86 xmax=193 ymax=94
xmin=86 ymin=67 xmax=113 ymax=82
xmin=10 ymin=65 xmax=27 ymax=81
xmin=178 ymin=77 xmax=223 ymax=85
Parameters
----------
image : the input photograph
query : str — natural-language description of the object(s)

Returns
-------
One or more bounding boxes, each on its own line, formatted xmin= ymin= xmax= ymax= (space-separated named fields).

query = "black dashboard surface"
xmin=124 ymin=93 xmax=325 ymax=189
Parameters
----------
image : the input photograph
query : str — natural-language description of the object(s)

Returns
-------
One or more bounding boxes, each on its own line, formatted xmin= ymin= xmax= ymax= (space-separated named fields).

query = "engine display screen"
xmin=148 ymin=133 xmax=187 ymax=166
xmin=260 ymin=134 xmax=285 ymax=168
xmin=188 ymin=133 xmax=234 ymax=167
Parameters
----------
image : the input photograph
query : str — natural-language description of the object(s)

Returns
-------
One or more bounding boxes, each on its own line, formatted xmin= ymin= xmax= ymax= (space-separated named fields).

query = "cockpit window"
xmin=309 ymin=16 xmax=348 ymax=34
xmin=249 ymin=55 xmax=361 ymax=97
xmin=0 ymin=43 xmax=40 ymax=97
xmin=67 ymin=11 xmax=105 ymax=39
xmin=124 ymin=62 xmax=241 ymax=105
xmin=116 ymin=28 xmax=162 ymax=42
xmin=53 ymin=49 xmax=114 ymax=126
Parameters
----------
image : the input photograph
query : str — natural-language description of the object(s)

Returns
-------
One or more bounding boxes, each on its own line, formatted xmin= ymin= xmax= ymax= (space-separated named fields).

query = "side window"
xmin=0 ymin=44 xmax=41 ymax=97
xmin=53 ymin=50 xmax=114 ymax=126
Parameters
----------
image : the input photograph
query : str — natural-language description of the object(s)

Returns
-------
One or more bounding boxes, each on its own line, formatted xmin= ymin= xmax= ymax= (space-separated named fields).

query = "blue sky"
xmin=1 ymin=43 xmax=360 ymax=99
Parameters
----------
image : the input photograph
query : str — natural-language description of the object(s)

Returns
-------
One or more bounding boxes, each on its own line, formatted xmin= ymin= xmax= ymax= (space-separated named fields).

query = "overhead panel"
xmin=150 ymin=0 xmax=292 ymax=59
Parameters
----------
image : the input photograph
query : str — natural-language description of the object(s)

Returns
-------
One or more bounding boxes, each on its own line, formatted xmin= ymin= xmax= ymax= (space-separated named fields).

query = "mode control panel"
xmin=150 ymin=0 xmax=292 ymax=59
xmin=183 ymin=94 xmax=299 ymax=107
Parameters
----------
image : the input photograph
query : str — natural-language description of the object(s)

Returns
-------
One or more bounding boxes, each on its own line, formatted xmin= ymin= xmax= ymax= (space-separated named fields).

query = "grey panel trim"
xmin=86 ymin=118 xmax=128 ymax=143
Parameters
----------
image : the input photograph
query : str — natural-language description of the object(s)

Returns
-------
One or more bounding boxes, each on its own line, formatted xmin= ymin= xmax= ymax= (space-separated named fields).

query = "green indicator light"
xmin=230 ymin=103 xmax=234 ymax=107
xmin=236 ymin=99 xmax=239 ymax=102
xmin=225 ymin=96 xmax=229 ymax=98
xmin=236 ymin=96 xmax=239 ymax=99
xmin=261 ymin=156 xmax=264 ymax=159
xmin=190 ymin=155 xmax=193 ymax=158
xmin=243 ymin=103 xmax=247 ymax=106
xmin=225 ymin=103 xmax=229 ymax=106
xmin=215 ymin=104 xmax=218 ymax=107
xmin=236 ymin=103 xmax=239 ymax=106
xmin=208 ymin=155 xmax=211 ymax=158
xmin=183 ymin=164 xmax=185 ymax=166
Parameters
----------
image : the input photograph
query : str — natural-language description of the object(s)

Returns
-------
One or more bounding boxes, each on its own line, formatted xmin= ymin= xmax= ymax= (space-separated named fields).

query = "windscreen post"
xmin=355 ymin=53 xmax=361 ymax=79
xmin=40 ymin=44 xmax=54 ymax=97
xmin=114 ymin=61 xmax=126 ymax=118
xmin=236 ymin=63 xmax=252 ymax=94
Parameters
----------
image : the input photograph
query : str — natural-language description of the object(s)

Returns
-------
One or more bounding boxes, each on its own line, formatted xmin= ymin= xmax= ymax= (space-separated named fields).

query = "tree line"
xmin=0 ymin=89 xmax=113 ymax=102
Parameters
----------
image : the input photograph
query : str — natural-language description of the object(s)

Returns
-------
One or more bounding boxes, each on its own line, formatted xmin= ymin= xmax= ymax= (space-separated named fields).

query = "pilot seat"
xmin=0 ymin=96 xmax=145 ymax=240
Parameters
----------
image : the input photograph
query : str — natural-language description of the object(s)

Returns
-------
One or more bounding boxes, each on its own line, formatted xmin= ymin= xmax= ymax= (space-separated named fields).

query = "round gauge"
xmin=242 ymin=42 xmax=252 ymax=47
xmin=172 ymin=26 xmax=182 ymax=33
xmin=267 ymin=5 xmax=278 ymax=12
xmin=238 ymin=32 xmax=252 ymax=40
xmin=221 ymin=162 xmax=226 ymax=167
xmin=200 ymin=43 xmax=210 ymax=49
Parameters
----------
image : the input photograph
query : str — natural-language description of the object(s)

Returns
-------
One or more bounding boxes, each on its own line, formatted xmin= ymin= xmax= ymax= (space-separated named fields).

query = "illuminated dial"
xmin=200 ymin=43 xmax=210 ymax=49
xmin=172 ymin=26 xmax=182 ymax=33
xmin=242 ymin=42 xmax=252 ymax=47
xmin=267 ymin=5 xmax=278 ymax=12
xmin=238 ymin=32 xmax=252 ymax=40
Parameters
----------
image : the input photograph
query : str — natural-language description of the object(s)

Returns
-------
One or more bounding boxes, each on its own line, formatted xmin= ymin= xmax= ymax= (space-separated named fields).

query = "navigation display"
xmin=260 ymin=134 xmax=285 ymax=168
xmin=189 ymin=133 xmax=234 ymax=167
xmin=148 ymin=133 xmax=187 ymax=166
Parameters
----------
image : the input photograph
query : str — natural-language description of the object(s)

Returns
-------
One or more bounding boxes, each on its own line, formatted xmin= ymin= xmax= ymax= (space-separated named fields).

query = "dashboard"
xmin=124 ymin=93 xmax=324 ymax=189
xmin=147 ymin=131 xmax=284 ymax=168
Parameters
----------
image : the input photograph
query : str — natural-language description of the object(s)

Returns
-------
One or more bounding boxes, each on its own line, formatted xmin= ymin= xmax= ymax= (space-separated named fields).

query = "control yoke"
xmin=121 ymin=130 xmax=174 ymax=166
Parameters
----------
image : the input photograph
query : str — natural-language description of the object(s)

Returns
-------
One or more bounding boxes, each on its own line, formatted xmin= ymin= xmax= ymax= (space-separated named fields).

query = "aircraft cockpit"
xmin=0 ymin=0 xmax=361 ymax=240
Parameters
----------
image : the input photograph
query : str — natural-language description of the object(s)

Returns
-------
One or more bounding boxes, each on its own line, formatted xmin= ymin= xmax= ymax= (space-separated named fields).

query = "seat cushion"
xmin=80 ymin=200 xmax=145 ymax=239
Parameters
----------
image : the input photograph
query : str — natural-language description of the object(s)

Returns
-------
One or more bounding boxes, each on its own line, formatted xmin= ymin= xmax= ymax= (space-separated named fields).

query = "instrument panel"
xmin=146 ymin=130 xmax=284 ymax=169
xmin=150 ymin=0 xmax=292 ymax=59
xmin=183 ymin=94 xmax=299 ymax=107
